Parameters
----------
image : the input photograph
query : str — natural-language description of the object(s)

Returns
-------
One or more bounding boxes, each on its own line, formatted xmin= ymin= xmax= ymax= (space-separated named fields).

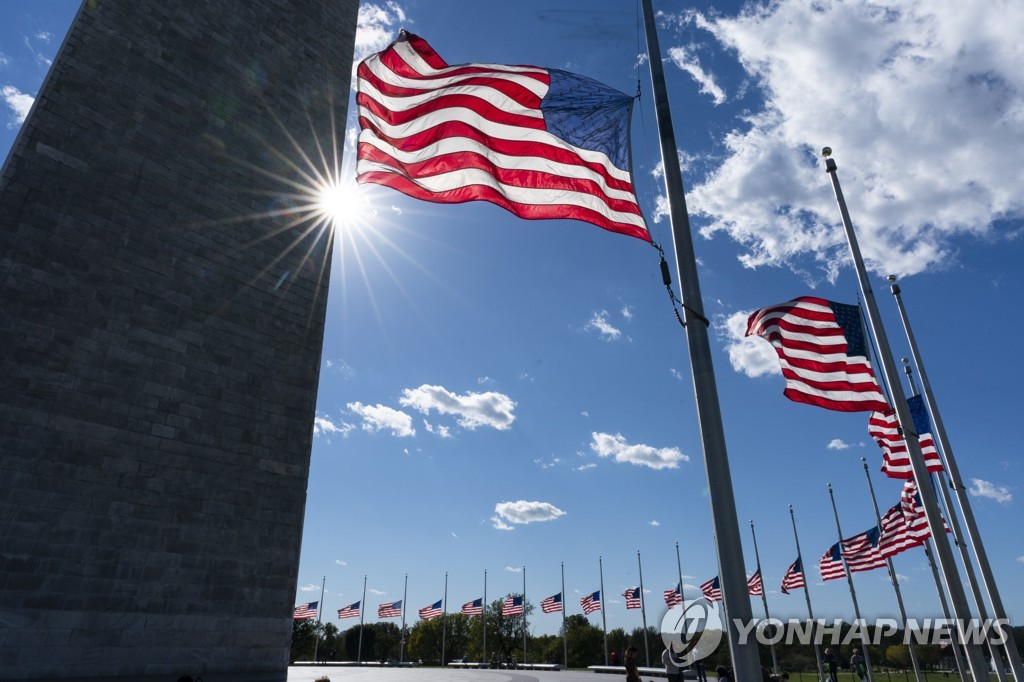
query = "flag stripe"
xmin=780 ymin=558 xmax=805 ymax=594
xmin=541 ymin=593 xmax=563 ymax=614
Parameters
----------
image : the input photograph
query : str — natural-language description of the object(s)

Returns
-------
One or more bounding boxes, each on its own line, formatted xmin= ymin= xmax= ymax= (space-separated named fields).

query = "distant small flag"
xmin=540 ymin=592 xmax=563 ymax=614
xmin=580 ymin=590 xmax=602 ymax=614
xmin=337 ymin=601 xmax=361 ymax=619
xmin=699 ymin=576 xmax=722 ymax=602
xmin=870 ymin=397 xmax=944 ymax=479
xmin=841 ymin=526 xmax=887 ymax=573
xmin=746 ymin=296 xmax=888 ymax=413
xmin=419 ymin=599 xmax=443 ymax=620
xmin=621 ymin=587 xmax=642 ymax=609
xmin=780 ymin=558 xmax=805 ymax=594
xmin=747 ymin=570 xmax=764 ymax=596
xmin=502 ymin=595 xmax=524 ymax=616
xmin=461 ymin=598 xmax=484 ymax=616
xmin=378 ymin=600 xmax=403 ymax=618
xmin=819 ymin=543 xmax=846 ymax=582
xmin=294 ymin=601 xmax=318 ymax=620
xmin=663 ymin=583 xmax=683 ymax=607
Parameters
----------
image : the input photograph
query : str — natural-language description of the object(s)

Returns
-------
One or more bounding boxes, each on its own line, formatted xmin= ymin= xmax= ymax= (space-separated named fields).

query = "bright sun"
xmin=316 ymin=177 xmax=367 ymax=230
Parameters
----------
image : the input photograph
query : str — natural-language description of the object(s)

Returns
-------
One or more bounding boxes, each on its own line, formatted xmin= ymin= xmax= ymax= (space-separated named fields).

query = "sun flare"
xmin=316 ymin=176 xmax=369 ymax=230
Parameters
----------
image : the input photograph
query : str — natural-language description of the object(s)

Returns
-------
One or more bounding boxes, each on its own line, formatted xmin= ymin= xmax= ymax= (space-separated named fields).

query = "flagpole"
xmin=442 ymin=571 xmax=448 ymax=667
xmin=788 ymin=505 xmax=825 ymax=682
xmin=749 ymin=521 xmax=779 ymax=674
xmin=483 ymin=568 xmax=488 ymax=666
xmin=922 ymin=539 xmax=968 ymax=680
xmin=858 ymin=458 xmax=924 ymax=682
xmin=827 ymin=484 xmax=876 ymax=682
xmin=358 ymin=574 xmax=367 ymax=664
xmin=821 ymin=148 xmax=988 ymax=679
xmin=599 ymin=555 xmax=608 ymax=665
xmin=901 ymin=361 xmax=1009 ymax=682
xmin=638 ymin=550 xmax=650 ymax=666
xmin=561 ymin=561 xmax=568 ymax=669
xmin=313 ymin=575 xmax=325 ymax=663
xmin=399 ymin=573 xmax=408 ymax=664
xmin=889 ymin=278 xmax=1024 ymax=682
xmin=674 ymin=541 xmax=686 ymax=604
xmin=523 ymin=564 xmax=527 ymax=665
xmin=640 ymin=3 xmax=760 ymax=677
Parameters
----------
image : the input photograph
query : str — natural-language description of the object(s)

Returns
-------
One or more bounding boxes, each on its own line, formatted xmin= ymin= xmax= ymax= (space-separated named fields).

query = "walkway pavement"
xmin=287 ymin=667 xmax=619 ymax=682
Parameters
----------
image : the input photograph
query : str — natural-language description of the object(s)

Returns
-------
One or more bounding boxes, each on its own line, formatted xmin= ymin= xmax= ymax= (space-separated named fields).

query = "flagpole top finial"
xmin=821 ymin=146 xmax=832 ymax=158
xmin=886 ymin=274 xmax=897 ymax=283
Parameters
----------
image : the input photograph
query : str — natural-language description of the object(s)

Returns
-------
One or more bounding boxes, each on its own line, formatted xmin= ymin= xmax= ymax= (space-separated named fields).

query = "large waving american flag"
xmin=356 ymin=31 xmax=649 ymax=241
xmin=871 ymin=396 xmax=945 ymax=479
xmin=461 ymin=598 xmax=483 ymax=616
xmin=337 ymin=601 xmax=361 ymax=619
xmin=622 ymin=587 xmax=642 ymax=609
xmin=780 ymin=558 xmax=805 ymax=594
xmin=699 ymin=576 xmax=722 ymax=602
xmin=418 ymin=599 xmax=443 ymax=620
xmin=746 ymin=296 xmax=888 ymax=413
xmin=293 ymin=601 xmax=318 ymax=620
xmin=663 ymin=582 xmax=683 ymax=607
xmin=747 ymin=570 xmax=764 ymax=596
xmin=841 ymin=526 xmax=887 ymax=573
xmin=580 ymin=590 xmax=602 ymax=615
xmin=501 ymin=595 xmax=524 ymax=616
xmin=540 ymin=592 xmax=563 ymax=614
xmin=378 ymin=600 xmax=403 ymax=618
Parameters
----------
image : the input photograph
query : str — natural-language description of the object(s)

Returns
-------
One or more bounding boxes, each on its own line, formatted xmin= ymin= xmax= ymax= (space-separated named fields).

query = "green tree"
xmin=565 ymin=613 xmax=605 ymax=667
xmin=291 ymin=619 xmax=318 ymax=663
xmin=480 ymin=594 xmax=534 ymax=664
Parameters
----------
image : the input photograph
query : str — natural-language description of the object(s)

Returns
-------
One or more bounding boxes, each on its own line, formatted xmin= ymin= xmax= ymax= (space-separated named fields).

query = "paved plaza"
xmin=286 ymin=668 xmax=622 ymax=682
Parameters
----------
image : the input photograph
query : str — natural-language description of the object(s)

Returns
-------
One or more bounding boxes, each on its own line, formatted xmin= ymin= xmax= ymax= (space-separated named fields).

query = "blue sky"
xmin=3 ymin=1 xmax=1021 ymax=639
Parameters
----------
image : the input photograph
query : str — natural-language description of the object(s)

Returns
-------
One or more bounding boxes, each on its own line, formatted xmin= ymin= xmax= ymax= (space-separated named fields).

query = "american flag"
xmin=901 ymin=479 xmax=950 ymax=541
xmin=663 ymin=582 xmax=683 ymax=607
xmin=878 ymin=502 xmax=922 ymax=558
xmin=378 ymin=600 xmax=403 ymax=618
xmin=293 ymin=601 xmax=318 ymax=620
xmin=501 ymin=595 xmax=524 ymax=616
xmin=418 ymin=599 xmax=443 ymax=620
xmin=780 ymin=558 xmax=805 ymax=594
xmin=699 ymin=576 xmax=722 ymax=602
xmin=580 ymin=590 xmax=602 ymax=614
xmin=819 ymin=543 xmax=846 ymax=581
xmin=461 ymin=598 xmax=483 ymax=616
xmin=747 ymin=570 xmax=764 ymax=596
xmin=745 ymin=296 xmax=888 ymax=413
xmin=841 ymin=526 xmax=887 ymax=573
xmin=337 ymin=601 xmax=360 ymax=619
xmin=356 ymin=31 xmax=649 ymax=241
xmin=622 ymin=587 xmax=641 ymax=609
xmin=540 ymin=592 xmax=563 ymax=614
xmin=870 ymin=397 xmax=944 ymax=479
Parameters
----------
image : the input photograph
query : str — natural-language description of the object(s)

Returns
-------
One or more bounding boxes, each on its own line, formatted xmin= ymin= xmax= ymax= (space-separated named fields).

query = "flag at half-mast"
xmin=356 ymin=31 xmax=649 ymax=241
xmin=841 ymin=526 xmax=887 ymax=573
xmin=622 ymin=587 xmax=642 ymax=609
xmin=780 ymin=558 xmax=805 ymax=594
xmin=461 ymin=598 xmax=483 ymax=616
xmin=871 ymin=395 xmax=945 ymax=479
xmin=378 ymin=600 xmax=403 ymax=618
xmin=819 ymin=543 xmax=846 ymax=581
xmin=663 ymin=582 xmax=683 ymax=607
xmin=293 ymin=601 xmax=318 ymax=620
xmin=746 ymin=296 xmax=888 ymax=413
xmin=540 ymin=592 xmax=563 ymax=613
xmin=700 ymin=576 xmax=723 ymax=602
xmin=580 ymin=590 xmax=602 ymax=614
xmin=747 ymin=570 xmax=764 ymax=596
xmin=501 ymin=595 xmax=524 ymax=616
xmin=337 ymin=601 xmax=361 ymax=619
xmin=418 ymin=600 xmax=443 ymax=620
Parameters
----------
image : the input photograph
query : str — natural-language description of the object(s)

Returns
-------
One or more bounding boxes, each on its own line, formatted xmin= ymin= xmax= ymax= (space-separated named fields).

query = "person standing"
xmin=850 ymin=650 xmax=867 ymax=681
xmin=662 ymin=647 xmax=682 ymax=682
xmin=625 ymin=646 xmax=642 ymax=682
xmin=823 ymin=648 xmax=838 ymax=682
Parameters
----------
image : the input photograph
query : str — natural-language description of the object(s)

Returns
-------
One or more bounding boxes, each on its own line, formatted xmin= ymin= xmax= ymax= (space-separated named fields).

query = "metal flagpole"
xmin=483 ymin=568 xmax=488 ymax=665
xmin=922 ymin=539 xmax=968 ymax=681
xmin=358 ymin=574 xmax=367 ymax=664
xmin=859 ymin=458 xmax=924 ymax=682
xmin=821 ymin=148 xmax=988 ymax=679
xmin=749 ymin=521 xmax=779 ymax=674
xmin=674 ymin=541 xmax=687 ymax=604
xmin=442 ymin=571 xmax=448 ymax=667
xmin=638 ymin=550 xmax=650 ymax=666
xmin=901 ymin=361 xmax=1009 ymax=682
xmin=399 ymin=573 xmax=408 ymax=664
xmin=561 ymin=561 xmax=568 ymax=669
xmin=600 ymin=555 xmax=608 ymax=665
xmin=889 ymin=277 xmax=1024 ymax=682
xmin=639 ymin=3 xmax=760 ymax=677
xmin=788 ymin=505 xmax=826 ymax=682
xmin=523 ymin=565 xmax=528 ymax=665
xmin=827 ymin=484 xmax=876 ymax=682
xmin=313 ymin=575 xmax=325 ymax=663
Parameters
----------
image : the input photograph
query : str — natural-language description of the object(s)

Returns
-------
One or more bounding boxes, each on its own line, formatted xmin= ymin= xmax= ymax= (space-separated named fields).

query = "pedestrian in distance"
xmin=850 ymin=650 xmax=867 ymax=681
xmin=662 ymin=646 xmax=682 ymax=682
xmin=624 ymin=646 xmax=642 ymax=682
xmin=823 ymin=647 xmax=838 ymax=682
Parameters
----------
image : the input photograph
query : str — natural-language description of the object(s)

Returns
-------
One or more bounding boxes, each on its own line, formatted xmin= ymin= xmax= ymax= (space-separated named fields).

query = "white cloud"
xmin=335 ymin=559 xmax=348 ymax=566
xmin=581 ymin=411 xmax=589 ymax=418
xmin=423 ymin=420 xmax=451 ymax=438
xmin=827 ymin=439 xmax=851 ymax=451
xmin=505 ymin=566 xmax=522 ymax=573
xmin=399 ymin=384 xmax=516 ymax=430
xmin=718 ymin=310 xmax=779 ymax=378
xmin=669 ymin=368 xmax=684 ymax=381
xmin=314 ymin=415 xmax=354 ymax=438
xmin=369 ymin=588 xmax=386 ymax=596
xmin=590 ymin=432 xmax=688 ymax=470
xmin=585 ymin=310 xmax=622 ymax=341
xmin=649 ymin=520 xmax=660 ymax=527
xmin=2 ymin=85 xmax=34 ymax=127
xmin=347 ymin=401 xmax=415 ymax=437
xmin=35 ymin=31 xmax=54 ymax=43
xmin=1017 ymin=556 xmax=1024 ymax=564
xmin=477 ymin=376 xmax=494 ymax=385
xmin=0 ymin=51 xmax=10 ymax=66
xmin=621 ymin=305 xmax=634 ymax=320
xmin=968 ymin=478 xmax=1013 ymax=504
xmin=299 ymin=583 xmax=320 ymax=592
xmin=575 ymin=463 xmax=597 ymax=472
xmin=450 ymin=531 xmax=457 ymax=539
xmin=666 ymin=46 xmax=727 ymax=105
xmin=355 ymin=1 xmax=407 ymax=61
xmin=679 ymin=0 xmax=1024 ymax=280
xmin=493 ymin=500 xmax=567 ymax=529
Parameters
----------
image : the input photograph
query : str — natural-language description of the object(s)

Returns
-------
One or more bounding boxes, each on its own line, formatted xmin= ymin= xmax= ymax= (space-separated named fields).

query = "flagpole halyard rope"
xmin=652 ymin=241 xmax=707 ymax=328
